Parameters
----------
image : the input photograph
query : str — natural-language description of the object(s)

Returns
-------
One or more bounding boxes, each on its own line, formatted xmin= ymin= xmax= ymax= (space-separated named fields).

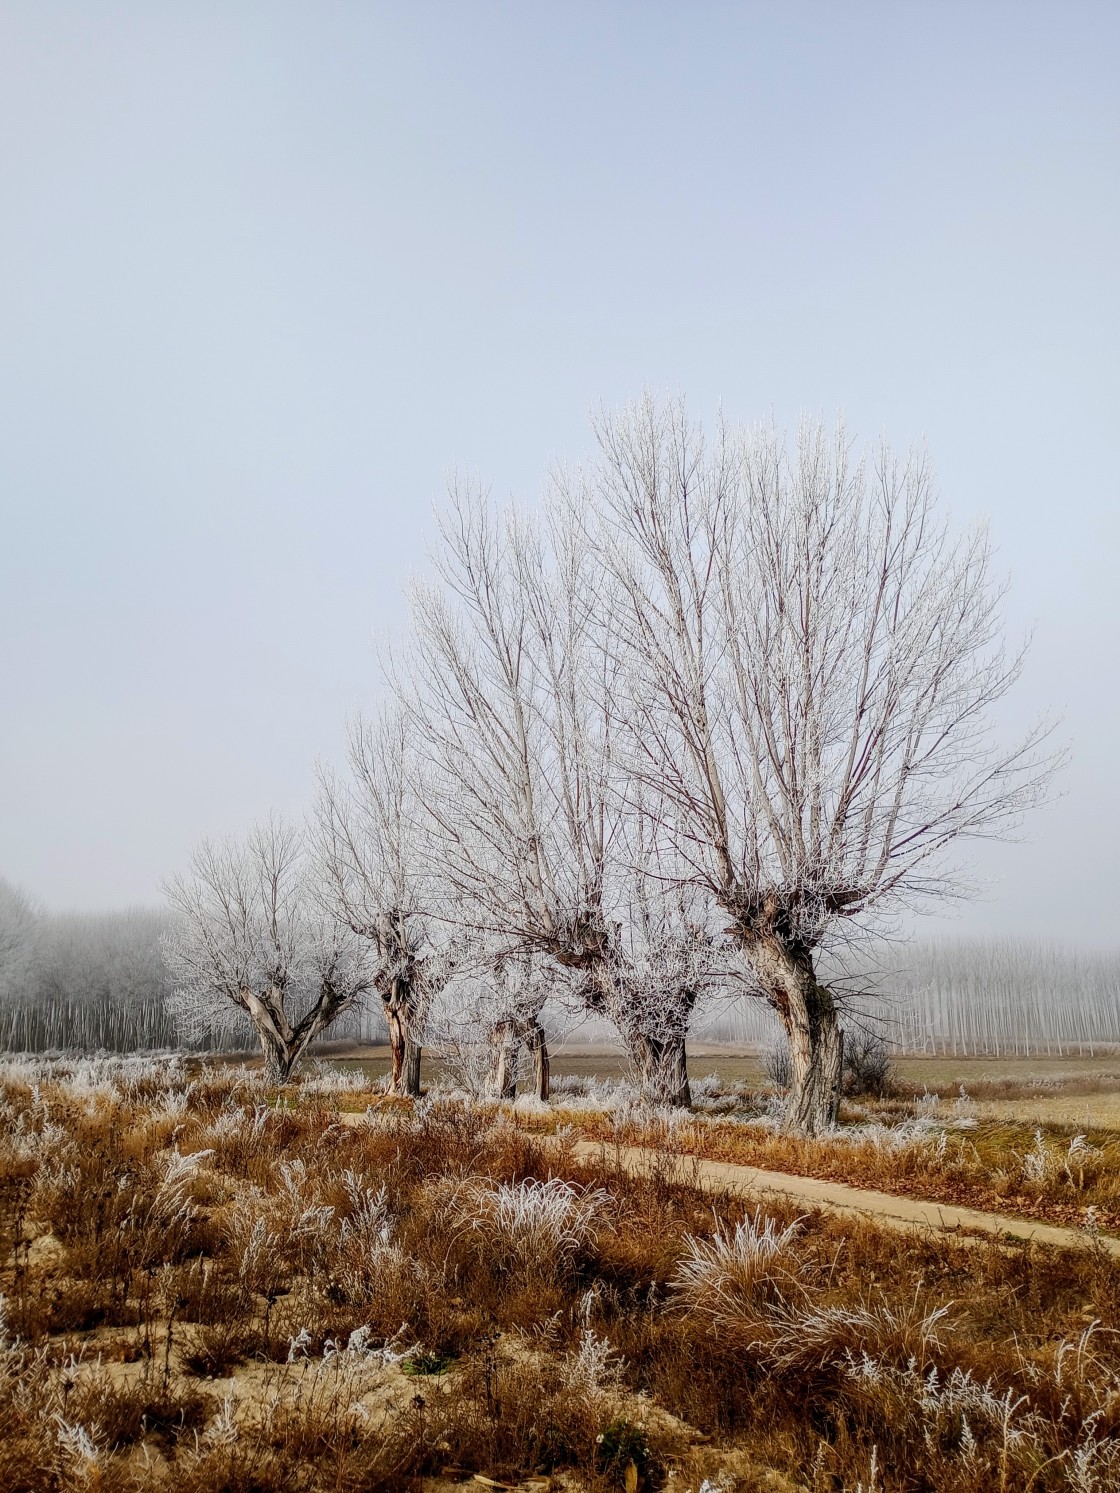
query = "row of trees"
xmin=7 ymin=876 xmax=1112 ymax=1069
xmin=882 ymin=937 xmax=1120 ymax=1058
xmin=704 ymin=937 xmax=1120 ymax=1059
xmin=164 ymin=398 xmax=1058 ymax=1132
xmin=0 ymin=879 xmax=183 ymax=1051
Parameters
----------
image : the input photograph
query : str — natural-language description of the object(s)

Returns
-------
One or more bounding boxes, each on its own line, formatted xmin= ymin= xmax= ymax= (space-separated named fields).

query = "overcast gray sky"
xmin=1 ymin=2 xmax=1117 ymax=944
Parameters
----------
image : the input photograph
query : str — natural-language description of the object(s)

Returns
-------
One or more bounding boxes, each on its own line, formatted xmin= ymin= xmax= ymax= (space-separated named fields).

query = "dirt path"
xmin=334 ymin=1110 xmax=1118 ymax=1256
xmin=564 ymin=1137 xmax=1120 ymax=1257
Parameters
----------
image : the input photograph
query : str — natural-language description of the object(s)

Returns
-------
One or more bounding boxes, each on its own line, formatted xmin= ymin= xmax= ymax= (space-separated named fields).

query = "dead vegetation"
xmin=2 ymin=1055 xmax=1120 ymax=1490
xmin=531 ymin=1073 xmax=1120 ymax=1237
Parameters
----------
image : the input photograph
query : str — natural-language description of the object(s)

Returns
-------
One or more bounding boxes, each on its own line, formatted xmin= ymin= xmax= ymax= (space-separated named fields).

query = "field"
xmin=3 ymin=1054 xmax=1120 ymax=1492
xmin=331 ymin=1045 xmax=1120 ymax=1127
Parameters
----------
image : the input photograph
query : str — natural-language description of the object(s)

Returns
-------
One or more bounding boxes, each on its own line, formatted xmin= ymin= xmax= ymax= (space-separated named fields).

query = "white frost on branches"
xmin=163 ymin=816 xmax=372 ymax=1081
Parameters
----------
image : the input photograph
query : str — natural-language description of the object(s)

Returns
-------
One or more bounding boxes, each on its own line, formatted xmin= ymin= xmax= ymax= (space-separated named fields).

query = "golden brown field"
xmin=3 ymin=1053 xmax=1120 ymax=1491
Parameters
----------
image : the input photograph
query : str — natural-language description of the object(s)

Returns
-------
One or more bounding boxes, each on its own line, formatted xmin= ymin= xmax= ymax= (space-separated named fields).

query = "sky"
xmin=1 ymin=2 xmax=1117 ymax=944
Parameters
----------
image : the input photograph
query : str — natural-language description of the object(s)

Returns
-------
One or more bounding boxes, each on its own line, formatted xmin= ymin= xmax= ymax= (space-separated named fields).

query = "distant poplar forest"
xmin=1 ymin=896 xmax=1116 ymax=1060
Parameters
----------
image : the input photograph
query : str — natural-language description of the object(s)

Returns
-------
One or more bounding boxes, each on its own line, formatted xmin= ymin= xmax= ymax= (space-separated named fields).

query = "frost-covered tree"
xmin=402 ymin=485 xmax=721 ymax=1105
xmin=583 ymin=396 xmax=1060 ymax=1132
xmin=403 ymin=486 xmax=619 ymax=1016
xmin=163 ymin=817 xmax=371 ymax=1081
xmin=313 ymin=711 xmax=444 ymax=1096
xmin=0 ymin=877 xmax=41 ymax=997
xmin=428 ymin=941 xmax=563 ymax=1101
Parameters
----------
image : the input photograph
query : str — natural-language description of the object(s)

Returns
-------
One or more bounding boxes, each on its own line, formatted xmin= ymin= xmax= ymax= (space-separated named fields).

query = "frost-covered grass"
xmin=3 ymin=1059 xmax=1120 ymax=1490
xmin=538 ymin=1073 xmax=1120 ymax=1238
xmin=8 ymin=1050 xmax=1120 ymax=1231
xmin=454 ymin=1175 xmax=608 ymax=1281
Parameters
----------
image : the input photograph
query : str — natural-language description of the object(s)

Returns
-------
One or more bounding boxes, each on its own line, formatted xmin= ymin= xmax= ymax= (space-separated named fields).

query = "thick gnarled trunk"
xmin=261 ymin=1035 xmax=295 ymax=1084
xmin=631 ymin=1029 xmax=691 ymax=1108
xmin=525 ymin=1019 xmax=550 ymax=1102
xmin=251 ymin=986 xmax=349 ymax=1086
xmin=577 ymin=957 xmax=693 ymax=1110
xmin=380 ymin=965 xmax=424 ymax=1098
xmin=247 ymin=987 xmax=299 ymax=1084
xmin=386 ymin=1003 xmax=423 ymax=1097
xmin=748 ymin=937 xmax=843 ymax=1135
xmin=782 ymin=980 xmax=843 ymax=1134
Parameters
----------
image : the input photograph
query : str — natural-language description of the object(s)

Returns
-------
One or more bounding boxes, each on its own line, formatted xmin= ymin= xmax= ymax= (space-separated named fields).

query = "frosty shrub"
xmin=842 ymin=1030 xmax=894 ymax=1099
xmin=458 ymin=1176 xmax=607 ymax=1278
xmin=672 ymin=1211 xmax=802 ymax=1325
xmin=763 ymin=1040 xmax=792 ymax=1091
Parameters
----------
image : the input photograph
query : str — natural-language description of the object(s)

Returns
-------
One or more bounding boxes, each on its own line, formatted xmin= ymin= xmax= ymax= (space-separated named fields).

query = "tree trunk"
xmin=246 ymin=991 xmax=297 ymax=1084
xmin=578 ymin=956 xmax=692 ymax=1110
xmin=783 ymin=987 xmax=842 ymax=1135
xmin=260 ymin=1032 xmax=294 ymax=1084
xmin=632 ymin=1029 xmax=691 ymax=1109
xmin=401 ymin=1035 xmax=422 ymax=1098
xmin=386 ymin=1007 xmax=407 ymax=1095
xmin=386 ymin=1011 xmax=423 ymax=1096
xmin=490 ymin=1020 xmax=518 ymax=1100
xmin=382 ymin=975 xmax=422 ymax=1098
xmin=831 ymin=1028 xmax=845 ymax=1127
xmin=751 ymin=940 xmax=843 ymax=1135
xmin=526 ymin=1020 xmax=550 ymax=1102
xmin=662 ymin=1032 xmax=691 ymax=1109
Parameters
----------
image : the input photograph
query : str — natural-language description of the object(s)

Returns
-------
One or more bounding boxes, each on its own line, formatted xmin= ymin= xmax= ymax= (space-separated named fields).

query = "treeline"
xmin=2 ymin=881 xmax=1117 ymax=1060
xmin=0 ymin=878 xmax=388 ymax=1054
xmin=882 ymin=937 xmax=1120 ymax=1057
xmin=709 ymin=936 xmax=1120 ymax=1057
xmin=0 ymin=887 xmax=180 ymax=1052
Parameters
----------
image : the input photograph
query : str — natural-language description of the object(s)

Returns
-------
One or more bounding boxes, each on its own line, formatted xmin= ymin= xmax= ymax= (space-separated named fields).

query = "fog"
xmin=1 ymin=4 xmax=1117 ymax=945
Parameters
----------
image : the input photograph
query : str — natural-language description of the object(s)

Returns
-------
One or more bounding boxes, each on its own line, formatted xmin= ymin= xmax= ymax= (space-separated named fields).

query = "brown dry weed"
xmin=1 ymin=1055 xmax=1119 ymax=1491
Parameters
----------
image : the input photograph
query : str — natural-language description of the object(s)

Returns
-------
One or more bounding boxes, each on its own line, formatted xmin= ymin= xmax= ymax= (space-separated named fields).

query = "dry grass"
xmin=531 ymin=1077 xmax=1120 ymax=1236
xmin=331 ymin=1047 xmax=1120 ymax=1100
xmin=2 ymin=1054 xmax=1120 ymax=1490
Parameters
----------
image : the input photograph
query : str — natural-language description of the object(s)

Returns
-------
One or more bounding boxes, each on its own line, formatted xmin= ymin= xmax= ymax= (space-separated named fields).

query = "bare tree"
xmin=403 ymin=485 xmax=618 ymax=1010
xmin=403 ymin=486 xmax=718 ymax=1104
xmin=427 ymin=941 xmax=561 ymax=1101
xmin=313 ymin=711 xmax=443 ymax=1096
xmin=163 ymin=817 xmax=371 ymax=1081
xmin=583 ymin=395 xmax=1060 ymax=1132
xmin=0 ymin=877 xmax=41 ymax=998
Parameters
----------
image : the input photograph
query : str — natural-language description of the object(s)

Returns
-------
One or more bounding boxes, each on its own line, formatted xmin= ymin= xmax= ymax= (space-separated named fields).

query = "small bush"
xmin=69 ymin=1380 xmax=211 ymax=1450
xmin=403 ymin=1349 xmax=454 ymax=1376
xmin=596 ymin=1416 xmax=653 ymax=1485
xmin=456 ymin=1176 xmax=606 ymax=1282
xmin=842 ymin=1030 xmax=894 ymax=1098
xmin=762 ymin=1041 xmax=791 ymax=1091
xmin=181 ymin=1319 xmax=253 ymax=1377
xmin=671 ymin=1211 xmax=802 ymax=1329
